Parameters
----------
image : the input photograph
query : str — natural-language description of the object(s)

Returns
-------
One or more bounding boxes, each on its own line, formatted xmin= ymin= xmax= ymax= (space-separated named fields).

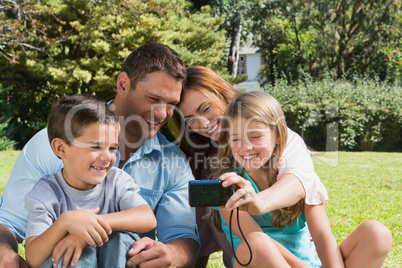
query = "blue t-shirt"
xmin=0 ymin=128 xmax=199 ymax=246
xmin=216 ymin=171 xmax=321 ymax=267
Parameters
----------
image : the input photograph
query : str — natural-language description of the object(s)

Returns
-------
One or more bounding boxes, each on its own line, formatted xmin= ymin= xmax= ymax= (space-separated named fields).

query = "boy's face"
xmin=61 ymin=123 xmax=119 ymax=190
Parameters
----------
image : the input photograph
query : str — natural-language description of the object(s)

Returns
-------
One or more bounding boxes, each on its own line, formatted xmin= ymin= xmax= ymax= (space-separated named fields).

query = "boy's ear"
xmin=117 ymin=72 xmax=131 ymax=96
xmin=51 ymin=138 xmax=68 ymax=159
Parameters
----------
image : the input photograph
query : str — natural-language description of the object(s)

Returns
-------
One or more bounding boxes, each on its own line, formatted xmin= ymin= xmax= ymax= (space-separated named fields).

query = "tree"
xmin=0 ymin=0 xmax=54 ymax=63
xmin=251 ymin=0 xmax=401 ymax=83
xmin=188 ymin=0 xmax=255 ymax=78
xmin=0 ymin=0 xmax=226 ymax=147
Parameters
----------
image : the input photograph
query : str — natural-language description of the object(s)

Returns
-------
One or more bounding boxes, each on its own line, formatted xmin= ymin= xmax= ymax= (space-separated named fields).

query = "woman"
xmin=170 ymin=66 xmax=312 ymax=267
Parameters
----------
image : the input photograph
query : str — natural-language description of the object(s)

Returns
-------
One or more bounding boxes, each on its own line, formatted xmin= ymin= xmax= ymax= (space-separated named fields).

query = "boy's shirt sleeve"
xmin=0 ymin=128 xmax=63 ymax=242
xmin=111 ymin=168 xmax=148 ymax=211
xmin=24 ymin=178 xmax=58 ymax=239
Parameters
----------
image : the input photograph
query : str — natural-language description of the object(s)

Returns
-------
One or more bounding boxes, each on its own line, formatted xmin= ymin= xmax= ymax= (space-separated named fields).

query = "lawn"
xmin=0 ymin=150 xmax=401 ymax=267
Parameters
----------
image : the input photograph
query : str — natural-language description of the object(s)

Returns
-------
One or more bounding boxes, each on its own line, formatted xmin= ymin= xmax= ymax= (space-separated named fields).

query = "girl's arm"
xmin=218 ymin=208 xmax=308 ymax=267
xmin=221 ymin=173 xmax=305 ymax=215
xmin=304 ymin=204 xmax=344 ymax=268
xmin=258 ymin=173 xmax=305 ymax=212
xmin=99 ymin=204 xmax=157 ymax=233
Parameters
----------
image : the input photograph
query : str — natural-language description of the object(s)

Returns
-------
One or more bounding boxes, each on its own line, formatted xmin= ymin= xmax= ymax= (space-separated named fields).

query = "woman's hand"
xmin=219 ymin=172 xmax=267 ymax=215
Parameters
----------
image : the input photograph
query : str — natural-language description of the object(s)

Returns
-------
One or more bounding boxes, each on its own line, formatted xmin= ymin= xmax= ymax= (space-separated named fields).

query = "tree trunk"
xmin=227 ymin=16 xmax=242 ymax=79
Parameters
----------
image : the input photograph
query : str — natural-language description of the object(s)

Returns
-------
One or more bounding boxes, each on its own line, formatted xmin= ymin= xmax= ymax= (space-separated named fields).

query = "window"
xmin=237 ymin=55 xmax=246 ymax=76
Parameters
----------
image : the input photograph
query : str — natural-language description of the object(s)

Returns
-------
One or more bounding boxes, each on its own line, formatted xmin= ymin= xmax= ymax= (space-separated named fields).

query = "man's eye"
xmin=91 ymin=146 xmax=100 ymax=149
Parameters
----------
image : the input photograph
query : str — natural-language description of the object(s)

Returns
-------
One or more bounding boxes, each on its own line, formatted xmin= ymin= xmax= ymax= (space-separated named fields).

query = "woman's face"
xmin=179 ymin=89 xmax=224 ymax=141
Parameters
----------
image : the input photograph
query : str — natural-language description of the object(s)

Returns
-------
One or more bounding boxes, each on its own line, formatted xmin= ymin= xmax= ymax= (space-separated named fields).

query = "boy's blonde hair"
xmin=209 ymin=91 xmax=303 ymax=229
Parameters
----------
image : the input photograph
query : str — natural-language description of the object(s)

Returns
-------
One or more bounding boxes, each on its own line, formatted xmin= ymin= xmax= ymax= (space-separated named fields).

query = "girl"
xmin=171 ymin=66 xmax=308 ymax=267
xmin=212 ymin=91 xmax=392 ymax=267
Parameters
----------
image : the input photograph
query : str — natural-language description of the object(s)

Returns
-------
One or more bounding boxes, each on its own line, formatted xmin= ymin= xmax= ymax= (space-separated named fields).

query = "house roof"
xmin=239 ymin=34 xmax=260 ymax=55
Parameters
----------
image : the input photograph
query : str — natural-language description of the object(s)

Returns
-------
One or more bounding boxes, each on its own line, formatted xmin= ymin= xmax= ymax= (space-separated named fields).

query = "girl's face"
xmin=179 ymin=89 xmax=224 ymax=141
xmin=229 ymin=117 xmax=279 ymax=173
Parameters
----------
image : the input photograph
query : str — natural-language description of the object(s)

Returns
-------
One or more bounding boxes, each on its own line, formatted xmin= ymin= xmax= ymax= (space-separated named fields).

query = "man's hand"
xmin=52 ymin=234 xmax=87 ymax=268
xmin=0 ymin=245 xmax=29 ymax=268
xmin=0 ymin=224 xmax=29 ymax=268
xmin=127 ymin=237 xmax=174 ymax=268
xmin=126 ymin=237 xmax=198 ymax=268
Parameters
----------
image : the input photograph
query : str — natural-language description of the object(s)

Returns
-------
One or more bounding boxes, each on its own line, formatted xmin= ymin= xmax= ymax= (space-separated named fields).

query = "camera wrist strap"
xmin=229 ymin=207 xmax=253 ymax=266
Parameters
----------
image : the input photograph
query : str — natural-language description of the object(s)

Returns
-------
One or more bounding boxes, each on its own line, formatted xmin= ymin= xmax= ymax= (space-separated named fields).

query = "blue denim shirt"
xmin=0 ymin=128 xmax=199 ymax=246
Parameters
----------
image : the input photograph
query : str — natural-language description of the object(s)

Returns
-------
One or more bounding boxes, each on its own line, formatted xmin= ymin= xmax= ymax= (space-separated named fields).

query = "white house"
xmin=234 ymin=37 xmax=262 ymax=92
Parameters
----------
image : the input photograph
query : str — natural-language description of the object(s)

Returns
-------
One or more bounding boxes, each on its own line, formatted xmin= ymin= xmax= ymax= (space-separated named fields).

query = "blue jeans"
xmin=40 ymin=231 xmax=139 ymax=268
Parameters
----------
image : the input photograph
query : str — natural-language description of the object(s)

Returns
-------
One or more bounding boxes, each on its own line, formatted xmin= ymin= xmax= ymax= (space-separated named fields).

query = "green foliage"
xmin=1 ymin=0 xmax=226 ymax=98
xmin=0 ymin=86 xmax=16 ymax=150
xmin=0 ymin=0 xmax=227 ymax=146
xmin=249 ymin=0 xmax=401 ymax=84
xmin=265 ymin=75 xmax=402 ymax=151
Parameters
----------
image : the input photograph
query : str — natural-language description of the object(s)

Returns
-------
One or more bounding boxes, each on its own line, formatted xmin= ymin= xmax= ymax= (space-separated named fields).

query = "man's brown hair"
xmin=121 ymin=43 xmax=186 ymax=91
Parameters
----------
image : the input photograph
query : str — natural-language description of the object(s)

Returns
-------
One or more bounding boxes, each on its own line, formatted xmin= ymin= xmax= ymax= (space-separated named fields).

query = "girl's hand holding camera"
xmin=220 ymin=172 xmax=267 ymax=215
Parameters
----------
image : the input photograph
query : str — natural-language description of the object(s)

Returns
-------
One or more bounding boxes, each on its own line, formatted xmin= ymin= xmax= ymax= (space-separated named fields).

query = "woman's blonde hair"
xmin=209 ymin=91 xmax=304 ymax=229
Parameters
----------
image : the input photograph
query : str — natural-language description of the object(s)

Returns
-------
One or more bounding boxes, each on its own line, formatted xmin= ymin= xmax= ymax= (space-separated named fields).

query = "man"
xmin=0 ymin=43 xmax=199 ymax=268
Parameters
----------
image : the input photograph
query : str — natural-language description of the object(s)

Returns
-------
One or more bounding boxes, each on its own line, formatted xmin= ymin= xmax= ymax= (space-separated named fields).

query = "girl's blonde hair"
xmin=208 ymin=91 xmax=304 ymax=229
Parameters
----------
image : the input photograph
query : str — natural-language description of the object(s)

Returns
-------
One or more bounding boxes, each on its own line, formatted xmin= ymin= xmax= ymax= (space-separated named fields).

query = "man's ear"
xmin=117 ymin=72 xmax=131 ymax=96
xmin=51 ymin=138 xmax=68 ymax=159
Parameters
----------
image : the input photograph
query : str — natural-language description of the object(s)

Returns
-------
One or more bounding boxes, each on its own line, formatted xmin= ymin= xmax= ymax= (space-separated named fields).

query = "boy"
xmin=24 ymin=95 xmax=157 ymax=268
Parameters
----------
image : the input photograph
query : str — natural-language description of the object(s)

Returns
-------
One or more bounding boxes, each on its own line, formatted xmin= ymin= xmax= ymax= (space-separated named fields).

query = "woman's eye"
xmin=202 ymin=105 xmax=210 ymax=113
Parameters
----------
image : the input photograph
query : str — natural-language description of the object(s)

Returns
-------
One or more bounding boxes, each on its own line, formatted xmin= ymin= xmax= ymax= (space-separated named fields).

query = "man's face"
xmin=119 ymin=71 xmax=182 ymax=141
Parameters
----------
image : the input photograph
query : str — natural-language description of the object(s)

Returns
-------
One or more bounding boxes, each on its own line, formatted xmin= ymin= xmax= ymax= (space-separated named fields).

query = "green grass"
xmin=0 ymin=151 xmax=401 ymax=267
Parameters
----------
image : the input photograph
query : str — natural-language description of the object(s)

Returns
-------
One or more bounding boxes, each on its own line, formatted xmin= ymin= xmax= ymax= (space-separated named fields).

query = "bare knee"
xmin=360 ymin=220 xmax=392 ymax=255
xmin=235 ymin=232 xmax=278 ymax=266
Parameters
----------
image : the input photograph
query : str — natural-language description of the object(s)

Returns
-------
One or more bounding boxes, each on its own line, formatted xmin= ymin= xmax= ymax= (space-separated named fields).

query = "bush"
xmin=0 ymin=86 xmax=16 ymax=150
xmin=265 ymin=76 xmax=401 ymax=151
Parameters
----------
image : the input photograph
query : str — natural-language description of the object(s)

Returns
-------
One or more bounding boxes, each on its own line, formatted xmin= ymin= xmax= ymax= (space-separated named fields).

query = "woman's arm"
xmin=304 ymin=204 xmax=344 ymax=268
xmin=99 ymin=204 xmax=157 ymax=233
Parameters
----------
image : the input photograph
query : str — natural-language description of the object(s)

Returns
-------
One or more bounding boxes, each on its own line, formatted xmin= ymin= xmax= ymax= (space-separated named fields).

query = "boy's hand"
xmin=58 ymin=207 xmax=111 ymax=247
xmin=52 ymin=234 xmax=87 ymax=268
